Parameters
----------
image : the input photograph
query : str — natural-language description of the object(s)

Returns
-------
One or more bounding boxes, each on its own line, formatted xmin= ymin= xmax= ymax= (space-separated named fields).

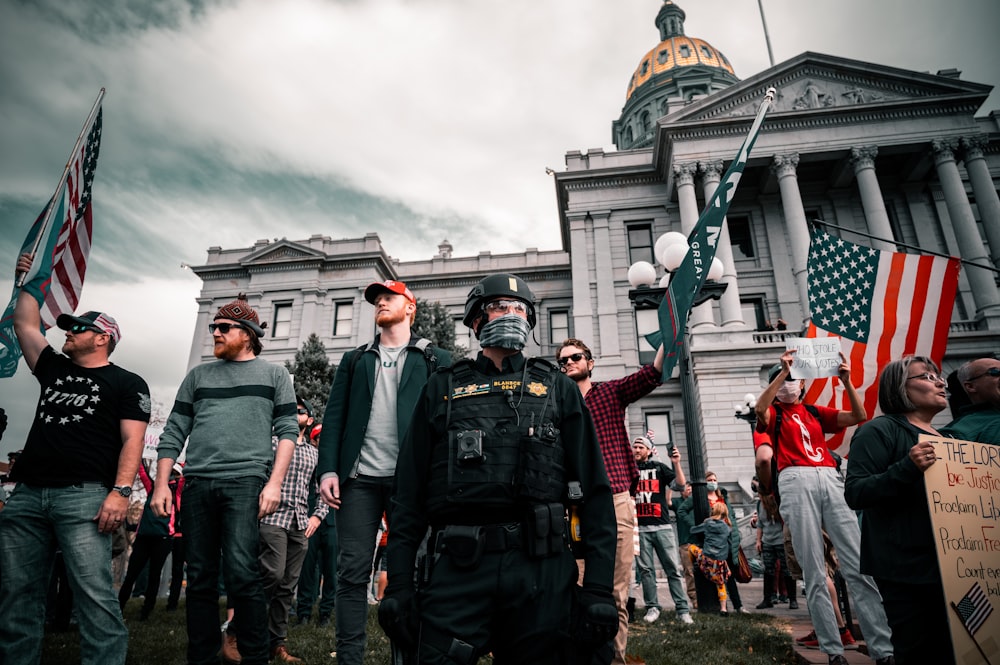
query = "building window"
xmin=549 ymin=310 xmax=570 ymax=345
xmin=728 ymin=215 xmax=756 ymax=260
xmin=679 ymin=44 xmax=690 ymax=58
xmin=643 ymin=412 xmax=674 ymax=457
xmin=272 ymin=303 xmax=292 ymax=338
xmin=333 ymin=301 xmax=353 ymax=337
xmin=627 ymin=223 xmax=654 ymax=265
xmin=641 ymin=59 xmax=650 ymax=76
xmin=634 ymin=307 xmax=659 ymax=366
xmin=623 ymin=126 xmax=634 ymax=146
xmin=700 ymin=45 xmax=712 ymax=59
xmin=657 ymin=49 xmax=670 ymax=65
xmin=741 ymin=297 xmax=768 ymax=331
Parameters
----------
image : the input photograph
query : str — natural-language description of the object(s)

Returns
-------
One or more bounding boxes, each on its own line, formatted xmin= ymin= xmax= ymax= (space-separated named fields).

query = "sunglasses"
xmin=557 ymin=352 xmax=589 ymax=366
xmin=209 ymin=322 xmax=246 ymax=334
xmin=967 ymin=366 xmax=1000 ymax=382
xmin=69 ymin=323 xmax=104 ymax=335
xmin=297 ymin=408 xmax=309 ymax=415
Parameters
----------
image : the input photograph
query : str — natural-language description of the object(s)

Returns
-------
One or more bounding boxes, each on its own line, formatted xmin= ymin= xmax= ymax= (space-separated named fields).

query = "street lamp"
xmin=734 ymin=393 xmax=758 ymax=431
xmin=628 ymin=233 xmax=730 ymax=612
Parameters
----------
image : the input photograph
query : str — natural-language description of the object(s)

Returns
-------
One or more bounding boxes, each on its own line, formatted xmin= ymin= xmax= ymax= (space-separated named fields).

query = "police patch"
xmin=452 ymin=382 xmax=490 ymax=399
xmin=526 ymin=381 xmax=548 ymax=397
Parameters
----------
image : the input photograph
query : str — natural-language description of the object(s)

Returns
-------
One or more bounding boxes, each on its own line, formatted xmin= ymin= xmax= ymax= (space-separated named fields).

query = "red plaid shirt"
xmin=583 ymin=363 xmax=661 ymax=494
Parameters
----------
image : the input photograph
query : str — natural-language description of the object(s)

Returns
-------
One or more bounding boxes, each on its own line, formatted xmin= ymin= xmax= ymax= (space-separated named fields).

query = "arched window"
xmin=640 ymin=111 xmax=651 ymax=132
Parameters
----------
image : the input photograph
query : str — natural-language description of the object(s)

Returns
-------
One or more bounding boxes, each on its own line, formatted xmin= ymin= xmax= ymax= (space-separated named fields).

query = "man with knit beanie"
xmin=151 ymin=293 xmax=299 ymax=665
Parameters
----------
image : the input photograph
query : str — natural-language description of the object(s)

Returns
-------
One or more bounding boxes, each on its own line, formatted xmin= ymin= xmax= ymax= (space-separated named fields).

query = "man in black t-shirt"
xmin=0 ymin=254 xmax=150 ymax=665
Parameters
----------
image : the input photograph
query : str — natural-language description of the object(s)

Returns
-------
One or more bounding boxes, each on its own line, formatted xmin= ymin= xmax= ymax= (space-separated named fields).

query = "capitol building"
xmin=185 ymin=1 xmax=1000 ymax=503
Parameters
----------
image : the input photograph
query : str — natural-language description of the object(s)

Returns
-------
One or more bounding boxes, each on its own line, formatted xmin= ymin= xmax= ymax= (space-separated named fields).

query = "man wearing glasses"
xmin=556 ymin=337 xmax=665 ymax=664
xmin=381 ymin=273 xmax=616 ymax=663
xmin=942 ymin=357 xmax=1000 ymax=443
xmin=0 ymin=255 xmax=150 ymax=665
xmin=151 ymin=294 xmax=298 ymax=665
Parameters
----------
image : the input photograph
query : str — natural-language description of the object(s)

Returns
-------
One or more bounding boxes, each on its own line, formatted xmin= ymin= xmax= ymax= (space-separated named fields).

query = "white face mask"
xmin=776 ymin=381 xmax=801 ymax=404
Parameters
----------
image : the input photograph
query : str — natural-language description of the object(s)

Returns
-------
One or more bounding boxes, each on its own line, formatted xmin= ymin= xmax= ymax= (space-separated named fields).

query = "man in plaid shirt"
xmin=237 ymin=396 xmax=329 ymax=663
xmin=557 ymin=339 xmax=664 ymax=665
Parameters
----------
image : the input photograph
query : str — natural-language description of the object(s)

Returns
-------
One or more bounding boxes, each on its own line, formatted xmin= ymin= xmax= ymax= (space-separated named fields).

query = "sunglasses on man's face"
xmin=209 ymin=322 xmax=246 ymax=334
xmin=297 ymin=408 xmax=309 ymax=415
xmin=967 ymin=366 xmax=1000 ymax=382
xmin=557 ymin=352 xmax=589 ymax=366
xmin=69 ymin=324 xmax=104 ymax=335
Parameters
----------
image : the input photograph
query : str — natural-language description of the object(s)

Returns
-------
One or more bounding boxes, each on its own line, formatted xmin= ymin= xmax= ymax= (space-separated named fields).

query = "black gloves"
xmin=575 ymin=586 xmax=619 ymax=645
xmin=378 ymin=587 xmax=418 ymax=650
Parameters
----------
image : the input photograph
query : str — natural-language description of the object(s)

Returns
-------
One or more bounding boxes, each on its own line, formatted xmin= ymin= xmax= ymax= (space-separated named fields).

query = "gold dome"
xmin=626 ymin=36 xmax=736 ymax=101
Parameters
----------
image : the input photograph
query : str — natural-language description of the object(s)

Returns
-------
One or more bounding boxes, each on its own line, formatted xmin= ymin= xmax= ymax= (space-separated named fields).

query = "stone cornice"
xmin=563 ymin=173 xmax=661 ymax=192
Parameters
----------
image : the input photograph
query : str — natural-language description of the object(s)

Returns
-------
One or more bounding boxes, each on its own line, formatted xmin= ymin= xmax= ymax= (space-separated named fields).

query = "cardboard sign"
xmin=142 ymin=427 xmax=163 ymax=461
xmin=923 ymin=434 xmax=1000 ymax=664
xmin=784 ymin=337 xmax=842 ymax=379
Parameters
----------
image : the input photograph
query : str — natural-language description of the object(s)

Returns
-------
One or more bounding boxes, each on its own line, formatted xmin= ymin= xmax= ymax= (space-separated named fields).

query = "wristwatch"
xmin=112 ymin=485 xmax=132 ymax=498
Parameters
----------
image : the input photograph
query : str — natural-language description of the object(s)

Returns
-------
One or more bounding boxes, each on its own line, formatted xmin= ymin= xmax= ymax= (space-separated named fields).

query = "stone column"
xmin=699 ymin=160 xmax=745 ymax=327
xmin=850 ymin=146 xmax=896 ymax=251
xmin=674 ymin=162 xmax=713 ymax=328
xmin=591 ymin=210 xmax=622 ymax=358
xmin=772 ymin=153 xmax=812 ymax=322
xmin=300 ymin=287 xmax=326 ymax=342
xmin=568 ymin=211 xmax=593 ymax=343
xmin=932 ymin=139 xmax=1000 ymax=319
xmin=187 ymin=298 xmax=214 ymax=370
xmin=961 ymin=135 xmax=1000 ymax=267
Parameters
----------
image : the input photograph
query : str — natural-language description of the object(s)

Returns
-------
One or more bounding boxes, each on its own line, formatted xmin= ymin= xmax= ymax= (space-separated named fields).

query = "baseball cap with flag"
xmin=56 ymin=311 xmax=121 ymax=344
xmin=364 ymin=280 xmax=415 ymax=304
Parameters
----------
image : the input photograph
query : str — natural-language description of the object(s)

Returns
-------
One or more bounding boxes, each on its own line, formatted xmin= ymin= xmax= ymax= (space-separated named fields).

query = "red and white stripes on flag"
xmin=802 ymin=227 xmax=960 ymax=454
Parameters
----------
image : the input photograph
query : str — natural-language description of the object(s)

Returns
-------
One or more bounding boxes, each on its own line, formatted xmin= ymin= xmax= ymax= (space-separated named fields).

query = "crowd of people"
xmin=0 ymin=251 xmax=996 ymax=665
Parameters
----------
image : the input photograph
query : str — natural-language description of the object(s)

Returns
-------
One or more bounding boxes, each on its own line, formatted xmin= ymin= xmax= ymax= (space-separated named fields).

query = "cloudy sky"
xmin=1 ymin=0 xmax=997 ymax=454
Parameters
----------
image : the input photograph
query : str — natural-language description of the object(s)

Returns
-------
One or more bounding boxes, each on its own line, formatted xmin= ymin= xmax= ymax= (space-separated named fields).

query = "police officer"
xmin=379 ymin=273 xmax=618 ymax=664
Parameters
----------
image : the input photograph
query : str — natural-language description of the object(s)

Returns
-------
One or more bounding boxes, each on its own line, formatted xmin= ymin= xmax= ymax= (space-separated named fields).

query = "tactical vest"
xmin=426 ymin=357 xmax=567 ymax=516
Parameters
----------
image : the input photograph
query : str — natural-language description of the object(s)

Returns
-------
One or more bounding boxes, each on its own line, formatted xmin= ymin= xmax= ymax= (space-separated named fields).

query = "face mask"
xmin=478 ymin=314 xmax=530 ymax=350
xmin=776 ymin=381 xmax=801 ymax=404
xmin=705 ymin=481 xmax=718 ymax=492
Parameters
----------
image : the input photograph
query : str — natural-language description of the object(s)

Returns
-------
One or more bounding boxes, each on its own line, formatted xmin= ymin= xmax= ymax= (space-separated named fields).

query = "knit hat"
xmin=215 ymin=293 xmax=266 ymax=337
xmin=633 ymin=436 xmax=654 ymax=451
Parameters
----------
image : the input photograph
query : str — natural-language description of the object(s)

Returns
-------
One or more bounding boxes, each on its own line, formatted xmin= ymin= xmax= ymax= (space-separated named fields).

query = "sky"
xmin=1 ymin=0 xmax=998 ymax=456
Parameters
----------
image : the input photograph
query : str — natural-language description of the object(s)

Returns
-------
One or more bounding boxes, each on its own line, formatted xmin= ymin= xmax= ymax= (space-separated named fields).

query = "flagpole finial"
xmin=764 ymin=87 xmax=776 ymax=102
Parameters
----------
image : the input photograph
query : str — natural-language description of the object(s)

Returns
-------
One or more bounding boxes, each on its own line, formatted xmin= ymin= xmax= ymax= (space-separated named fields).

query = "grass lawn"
xmin=42 ymin=600 xmax=799 ymax=664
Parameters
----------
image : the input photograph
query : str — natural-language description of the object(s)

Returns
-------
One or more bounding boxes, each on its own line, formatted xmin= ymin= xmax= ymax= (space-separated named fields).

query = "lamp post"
xmin=628 ymin=235 xmax=729 ymax=612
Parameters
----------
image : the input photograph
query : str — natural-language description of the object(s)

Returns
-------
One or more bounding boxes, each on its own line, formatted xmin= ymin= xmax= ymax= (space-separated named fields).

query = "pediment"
xmin=665 ymin=51 xmax=992 ymax=122
xmin=242 ymin=239 xmax=324 ymax=265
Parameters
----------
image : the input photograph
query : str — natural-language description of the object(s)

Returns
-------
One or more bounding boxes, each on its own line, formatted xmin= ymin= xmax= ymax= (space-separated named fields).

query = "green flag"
xmin=659 ymin=88 xmax=775 ymax=380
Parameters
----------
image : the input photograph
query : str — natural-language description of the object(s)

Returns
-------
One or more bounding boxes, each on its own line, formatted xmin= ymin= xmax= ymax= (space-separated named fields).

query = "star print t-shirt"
xmin=13 ymin=346 xmax=151 ymax=488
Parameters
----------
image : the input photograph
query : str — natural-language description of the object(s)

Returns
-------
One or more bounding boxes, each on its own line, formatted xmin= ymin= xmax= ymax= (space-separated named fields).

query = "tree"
xmin=285 ymin=333 xmax=335 ymax=420
xmin=412 ymin=297 xmax=468 ymax=359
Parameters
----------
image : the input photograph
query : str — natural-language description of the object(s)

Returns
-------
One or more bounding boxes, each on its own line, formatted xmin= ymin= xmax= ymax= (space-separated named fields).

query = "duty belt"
xmin=432 ymin=523 xmax=522 ymax=568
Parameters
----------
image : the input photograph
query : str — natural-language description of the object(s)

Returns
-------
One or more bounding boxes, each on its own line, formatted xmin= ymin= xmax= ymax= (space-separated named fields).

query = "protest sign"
xmin=784 ymin=337 xmax=842 ymax=380
xmin=924 ymin=434 xmax=1000 ymax=664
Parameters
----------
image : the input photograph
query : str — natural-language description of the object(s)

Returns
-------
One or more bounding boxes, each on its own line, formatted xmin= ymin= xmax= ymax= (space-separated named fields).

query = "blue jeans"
xmin=183 ymin=476 xmax=268 ymax=665
xmin=779 ymin=466 xmax=893 ymax=659
xmin=335 ymin=475 xmax=394 ymax=665
xmin=637 ymin=526 xmax=689 ymax=614
xmin=0 ymin=483 xmax=128 ymax=665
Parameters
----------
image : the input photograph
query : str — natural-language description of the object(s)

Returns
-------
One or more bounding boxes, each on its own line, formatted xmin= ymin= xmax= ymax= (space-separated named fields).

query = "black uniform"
xmin=386 ymin=352 xmax=616 ymax=664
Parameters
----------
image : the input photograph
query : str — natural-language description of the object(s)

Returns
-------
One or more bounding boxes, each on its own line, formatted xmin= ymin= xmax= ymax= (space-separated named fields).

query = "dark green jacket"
xmin=844 ymin=414 xmax=939 ymax=584
xmin=940 ymin=403 xmax=1000 ymax=444
xmin=677 ymin=488 xmax=740 ymax=560
xmin=316 ymin=334 xmax=451 ymax=479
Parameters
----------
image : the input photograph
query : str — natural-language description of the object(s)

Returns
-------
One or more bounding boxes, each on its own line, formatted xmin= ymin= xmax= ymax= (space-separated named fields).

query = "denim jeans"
xmin=0 ymin=483 xmax=128 ymax=665
xmin=183 ymin=476 xmax=269 ymax=665
xmin=637 ymin=525 xmax=689 ymax=614
xmin=335 ymin=475 xmax=394 ymax=665
xmin=779 ymin=466 xmax=893 ymax=659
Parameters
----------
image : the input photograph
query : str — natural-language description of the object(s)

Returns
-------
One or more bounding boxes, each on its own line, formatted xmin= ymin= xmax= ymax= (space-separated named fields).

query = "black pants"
xmin=418 ymin=546 xmax=576 ymax=664
xmin=875 ymin=577 xmax=955 ymax=665
xmin=167 ymin=536 xmax=185 ymax=609
xmin=119 ymin=535 xmax=172 ymax=618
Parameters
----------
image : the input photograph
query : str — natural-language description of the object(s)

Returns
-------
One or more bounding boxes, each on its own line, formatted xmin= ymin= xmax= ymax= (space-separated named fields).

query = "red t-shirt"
xmin=762 ymin=403 xmax=842 ymax=472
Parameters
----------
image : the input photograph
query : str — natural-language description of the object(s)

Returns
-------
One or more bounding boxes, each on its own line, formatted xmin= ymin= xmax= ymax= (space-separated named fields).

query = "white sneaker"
xmin=643 ymin=607 xmax=661 ymax=623
xmin=678 ymin=612 xmax=694 ymax=625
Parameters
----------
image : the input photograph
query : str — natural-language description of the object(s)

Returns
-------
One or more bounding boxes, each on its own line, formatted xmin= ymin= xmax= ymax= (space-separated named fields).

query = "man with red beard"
xmin=151 ymin=294 xmax=298 ymax=665
xmin=317 ymin=280 xmax=450 ymax=665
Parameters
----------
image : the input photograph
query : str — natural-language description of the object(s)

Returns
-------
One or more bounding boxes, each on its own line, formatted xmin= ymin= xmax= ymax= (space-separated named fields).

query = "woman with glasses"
xmin=844 ymin=356 xmax=955 ymax=665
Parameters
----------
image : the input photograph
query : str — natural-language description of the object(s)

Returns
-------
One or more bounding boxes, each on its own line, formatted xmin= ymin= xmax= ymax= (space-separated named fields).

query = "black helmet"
xmin=462 ymin=273 xmax=537 ymax=331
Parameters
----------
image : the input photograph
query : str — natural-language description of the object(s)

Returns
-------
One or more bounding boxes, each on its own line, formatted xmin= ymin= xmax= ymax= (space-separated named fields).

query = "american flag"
xmin=955 ymin=582 xmax=993 ymax=635
xmin=802 ymin=226 xmax=960 ymax=453
xmin=0 ymin=104 xmax=102 ymax=377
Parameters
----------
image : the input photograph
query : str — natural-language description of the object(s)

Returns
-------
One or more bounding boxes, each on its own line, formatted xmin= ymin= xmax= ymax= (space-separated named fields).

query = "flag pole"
xmin=810 ymin=218 xmax=999 ymax=275
xmin=15 ymin=87 xmax=105 ymax=288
